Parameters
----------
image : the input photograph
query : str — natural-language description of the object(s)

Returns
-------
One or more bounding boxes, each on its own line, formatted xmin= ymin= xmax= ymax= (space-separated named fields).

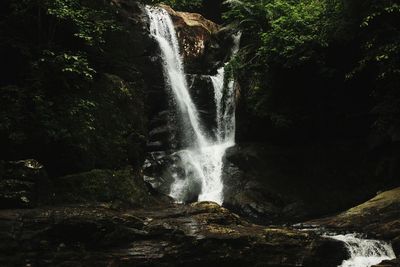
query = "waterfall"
xmin=146 ymin=6 xmax=241 ymax=204
xmin=146 ymin=6 xmax=207 ymax=148
xmin=211 ymin=31 xmax=241 ymax=144
xmin=327 ymin=233 xmax=396 ymax=267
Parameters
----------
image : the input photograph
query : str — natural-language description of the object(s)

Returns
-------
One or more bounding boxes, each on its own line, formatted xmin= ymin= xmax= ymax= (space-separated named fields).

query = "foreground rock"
xmin=372 ymin=259 xmax=400 ymax=267
xmin=373 ymin=258 xmax=400 ymax=266
xmin=0 ymin=202 xmax=346 ymax=267
xmin=222 ymin=143 xmax=391 ymax=225
xmin=310 ymin=187 xmax=400 ymax=256
xmin=0 ymin=159 xmax=51 ymax=208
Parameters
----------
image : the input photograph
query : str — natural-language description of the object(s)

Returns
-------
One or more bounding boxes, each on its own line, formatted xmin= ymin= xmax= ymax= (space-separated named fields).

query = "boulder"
xmin=161 ymin=4 xmax=233 ymax=74
xmin=222 ymin=145 xmax=309 ymax=224
xmin=0 ymin=159 xmax=51 ymax=209
xmin=222 ymin=142 xmax=392 ymax=224
xmin=310 ymin=187 xmax=400 ymax=255
xmin=54 ymin=168 xmax=164 ymax=208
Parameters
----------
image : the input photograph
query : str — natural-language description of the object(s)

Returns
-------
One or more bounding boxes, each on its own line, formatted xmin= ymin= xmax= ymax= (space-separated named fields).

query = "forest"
xmin=0 ymin=0 xmax=399 ymax=266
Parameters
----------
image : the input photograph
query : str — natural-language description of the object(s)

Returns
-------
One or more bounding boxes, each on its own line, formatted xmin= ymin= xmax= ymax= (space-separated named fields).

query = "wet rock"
xmin=0 ymin=159 xmax=51 ymax=209
xmin=0 ymin=179 xmax=34 ymax=208
xmin=222 ymin=142 xmax=392 ymax=225
xmin=143 ymin=152 xmax=176 ymax=194
xmin=222 ymin=145 xmax=309 ymax=224
xmin=146 ymin=109 xmax=180 ymax=152
xmin=161 ymin=4 xmax=219 ymax=66
xmin=373 ymin=258 xmax=400 ymax=267
xmin=144 ymin=151 xmax=203 ymax=204
xmin=187 ymin=74 xmax=217 ymax=131
xmin=0 ymin=202 xmax=347 ymax=266
xmin=160 ymin=4 xmax=233 ymax=74
xmin=53 ymin=168 xmax=159 ymax=208
xmin=311 ymin=187 xmax=400 ymax=255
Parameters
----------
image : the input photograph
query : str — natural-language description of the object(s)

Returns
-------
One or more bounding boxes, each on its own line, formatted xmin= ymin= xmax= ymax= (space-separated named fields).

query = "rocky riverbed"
xmin=1 ymin=159 xmax=400 ymax=266
xmin=0 ymin=202 xmax=347 ymax=267
xmin=0 ymin=159 xmax=347 ymax=267
xmin=309 ymin=187 xmax=400 ymax=267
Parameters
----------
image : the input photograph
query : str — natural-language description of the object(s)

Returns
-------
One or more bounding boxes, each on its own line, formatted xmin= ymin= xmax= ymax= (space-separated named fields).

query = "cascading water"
xmin=146 ymin=6 xmax=207 ymax=148
xmin=326 ymin=233 xmax=396 ymax=267
xmin=211 ymin=32 xmax=241 ymax=145
xmin=146 ymin=6 xmax=241 ymax=204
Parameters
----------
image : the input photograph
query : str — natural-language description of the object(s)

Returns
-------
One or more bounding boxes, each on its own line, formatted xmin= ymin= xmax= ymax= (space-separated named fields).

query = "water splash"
xmin=146 ymin=6 xmax=241 ymax=204
xmin=326 ymin=233 xmax=396 ymax=267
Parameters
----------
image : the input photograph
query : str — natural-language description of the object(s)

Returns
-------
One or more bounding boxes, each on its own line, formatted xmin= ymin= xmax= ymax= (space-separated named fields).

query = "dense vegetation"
xmin=219 ymin=0 xmax=400 ymax=207
xmin=0 ymin=0 xmax=148 ymax=176
xmin=223 ymin=0 xmax=399 ymax=144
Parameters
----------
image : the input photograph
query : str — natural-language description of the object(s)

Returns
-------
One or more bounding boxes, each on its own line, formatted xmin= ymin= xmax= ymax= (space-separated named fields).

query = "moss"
xmin=54 ymin=168 xmax=150 ymax=207
xmin=207 ymin=225 xmax=237 ymax=235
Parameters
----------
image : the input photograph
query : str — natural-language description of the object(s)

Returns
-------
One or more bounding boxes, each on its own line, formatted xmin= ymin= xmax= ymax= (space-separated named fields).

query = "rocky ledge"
xmin=309 ymin=187 xmax=400 ymax=265
xmin=0 ymin=201 xmax=347 ymax=267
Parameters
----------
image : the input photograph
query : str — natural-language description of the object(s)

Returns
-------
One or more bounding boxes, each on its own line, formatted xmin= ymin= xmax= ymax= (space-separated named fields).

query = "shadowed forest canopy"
xmin=0 ymin=0 xmax=148 ymax=176
xmin=222 ymin=0 xmax=400 ymax=142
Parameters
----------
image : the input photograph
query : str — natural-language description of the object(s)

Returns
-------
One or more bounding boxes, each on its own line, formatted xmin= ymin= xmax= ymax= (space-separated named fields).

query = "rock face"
xmin=187 ymin=74 xmax=217 ymax=131
xmin=0 ymin=202 xmax=347 ymax=267
xmin=0 ymin=160 xmax=51 ymax=208
xmin=53 ymin=168 xmax=169 ymax=208
xmin=222 ymin=144 xmax=309 ymax=224
xmin=161 ymin=4 xmax=219 ymax=71
xmin=222 ymin=142 xmax=393 ymax=224
xmin=310 ymin=187 xmax=400 ymax=256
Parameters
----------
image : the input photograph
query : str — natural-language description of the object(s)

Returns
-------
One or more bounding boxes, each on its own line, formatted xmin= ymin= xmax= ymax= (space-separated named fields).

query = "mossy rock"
xmin=0 ymin=159 xmax=51 ymax=208
xmin=54 ymin=168 xmax=151 ymax=207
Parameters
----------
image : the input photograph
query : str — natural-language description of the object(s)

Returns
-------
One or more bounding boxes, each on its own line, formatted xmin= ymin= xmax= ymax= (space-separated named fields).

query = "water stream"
xmin=327 ymin=233 xmax=396 ymax=267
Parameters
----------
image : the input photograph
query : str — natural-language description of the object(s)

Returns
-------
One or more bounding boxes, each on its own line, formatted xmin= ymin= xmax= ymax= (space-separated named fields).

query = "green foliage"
xmin=45 ymin=0 xmax=120 ymax=46
xmin=260 ymin=0 xmax=341 ymax=64
xmin=39 ymin=50 xmax=96 ymax=80
xmin=224 ymin=0 xmax=343 ymax=67
xmin=223 ymin=0 xmax=400 ymax=138
xmin=354 ymin=2 xmax=400 ymax=132
xmin=0 ymin=0 xmax=147 ymax=176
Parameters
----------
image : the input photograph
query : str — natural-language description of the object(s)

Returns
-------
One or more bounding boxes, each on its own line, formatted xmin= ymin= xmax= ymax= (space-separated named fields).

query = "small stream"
xmin=325 ymin=233 xmax=396 ymax=267
xmin=295 ymin=224 xmax=397 ymax=267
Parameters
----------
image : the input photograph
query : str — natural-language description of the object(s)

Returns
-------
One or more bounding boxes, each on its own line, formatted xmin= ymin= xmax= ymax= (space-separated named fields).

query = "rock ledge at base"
xmin=0 ymin=202 xmax=346 ymax=267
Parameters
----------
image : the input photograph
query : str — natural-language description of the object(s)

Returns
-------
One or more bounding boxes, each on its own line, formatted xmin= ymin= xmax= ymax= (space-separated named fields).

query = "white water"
xmin=327 ymin=233 xmax=396 ymax=267
xmin=146 ymin=6 xmax=241 ymax=204
xmin=146 ymin=6 xmax=207 ymax=147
